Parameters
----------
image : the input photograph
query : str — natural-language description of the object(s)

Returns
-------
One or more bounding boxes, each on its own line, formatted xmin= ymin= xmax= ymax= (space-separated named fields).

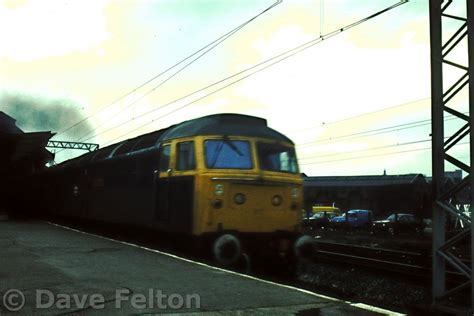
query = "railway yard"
xmin=0 ymin=108 xmax=470 ymax=315
xmin=1 ymin=1 xmax=473 ymax=314
xmin=0 ymin=102 xmax=471 ymax=315
xmin=1 ymin=213 xmax=459 ymax=315
xmin=3 ymin=104 xmax=455 ymax=315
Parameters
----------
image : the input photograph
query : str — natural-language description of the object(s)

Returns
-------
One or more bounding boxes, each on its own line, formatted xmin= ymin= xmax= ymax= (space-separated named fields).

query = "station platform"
xmin=0 ymin=219 xmax=401 ymax=315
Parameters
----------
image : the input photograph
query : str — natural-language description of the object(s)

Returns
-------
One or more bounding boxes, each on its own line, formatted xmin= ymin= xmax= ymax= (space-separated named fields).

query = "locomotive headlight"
xmin=212 ymin=199 xmax=223 ymax=209
xmin=215 ymin=184 xmax=224 ymax=196
xmin=291 ymin=188 xmax=299 ymax=199
xmin=271 ymin=195 xmax=283 ymax=206
xmin=233 ymin=193 xmax=246 ymax=205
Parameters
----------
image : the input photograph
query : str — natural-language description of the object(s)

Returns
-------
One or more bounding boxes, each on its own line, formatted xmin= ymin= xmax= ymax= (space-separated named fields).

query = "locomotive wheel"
xmin=294 ymin=235 xmax=316 ymax=262
xmin=235 ymin=252 xmax=251 ymax=273
xmin=212 ymin=234 xmax=242 ymax=266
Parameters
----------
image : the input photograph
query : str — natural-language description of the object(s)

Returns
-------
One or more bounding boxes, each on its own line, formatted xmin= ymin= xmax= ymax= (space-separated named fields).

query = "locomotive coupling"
xmin=212 ymin=234 xmax=242 ymax=266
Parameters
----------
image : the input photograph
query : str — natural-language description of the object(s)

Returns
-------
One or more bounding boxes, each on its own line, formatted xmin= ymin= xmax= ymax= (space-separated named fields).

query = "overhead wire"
xmin=297 ymin=119 xmax=432 ymax=147
xmin=296 ymin=111 xmax=469 ymax=148
xmin=290 ymin=97 xmax=430 ymax=134
xmin=320 ymin=0 xmax=324 ymax=36
xmin=85 ymin=0 xmax=409 ymax=146
xmin=54 ymin=0 xmax=283 ymax=140
xmin=297 ymin=111 xmax=469 ymax=163
xmin=299 ymin=141 xmax=469 ymax=166
xmin=298 ymin=138 xmax=433 ymax=162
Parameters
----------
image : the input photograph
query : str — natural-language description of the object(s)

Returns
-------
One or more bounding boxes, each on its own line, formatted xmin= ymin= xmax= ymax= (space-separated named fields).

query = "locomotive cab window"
xmin=204 ymin=139 xmax=252 ymax=169
xmin=257 ymin=142 xmax=299 ymax=173
xmin=176 ymin=141 xmax=196 ymax=170
xmin=159 ymin=144 xmax=171 ymax=172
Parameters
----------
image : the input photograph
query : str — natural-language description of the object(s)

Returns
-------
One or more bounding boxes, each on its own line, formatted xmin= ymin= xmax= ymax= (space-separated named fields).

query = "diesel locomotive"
xmin=40 ymin=114 xmax=310 ymax=265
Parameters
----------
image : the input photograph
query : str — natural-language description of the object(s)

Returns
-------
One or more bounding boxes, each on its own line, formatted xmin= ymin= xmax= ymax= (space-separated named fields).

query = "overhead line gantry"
xmin=429 ymin=0 xmax=473 ymax=313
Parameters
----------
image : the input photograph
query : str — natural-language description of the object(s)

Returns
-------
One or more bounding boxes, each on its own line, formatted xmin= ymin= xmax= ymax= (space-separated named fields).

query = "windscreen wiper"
xmin=209 ymin=141 xmax=224 ymax=168
xmin=223 ymin=136 xmax=243 ymax=156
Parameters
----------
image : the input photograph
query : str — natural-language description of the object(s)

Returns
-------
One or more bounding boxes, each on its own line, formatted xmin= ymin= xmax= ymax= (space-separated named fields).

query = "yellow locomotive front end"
xmin=152 ymin=114 xmax=311 ymax=266
xmin=193 ymin=135 xmax=304 ymax=265
xmin=196 ymin=136 xmax=302 ymax=234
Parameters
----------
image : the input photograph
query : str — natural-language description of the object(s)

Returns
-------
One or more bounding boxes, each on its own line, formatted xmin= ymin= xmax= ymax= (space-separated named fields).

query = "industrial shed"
xmin=0 ymin=111 xmax=54 ymax=175
xmin=303 ymin=173 xmax=431 ymax=219
xmin=0 ymin=111 xmax=54 ymax=213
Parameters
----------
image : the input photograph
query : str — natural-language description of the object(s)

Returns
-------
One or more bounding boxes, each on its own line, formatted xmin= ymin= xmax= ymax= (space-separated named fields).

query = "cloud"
xmin=0 ymin=0 xmax=109 ymax=61
xmin=0 ymin=91 xmax=93 ymax=141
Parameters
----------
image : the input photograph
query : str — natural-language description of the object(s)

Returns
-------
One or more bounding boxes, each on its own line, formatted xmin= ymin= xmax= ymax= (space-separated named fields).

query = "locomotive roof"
xmin=160 ymin=113 xmax=292 ymax=143
xmin=52 ymin=113 xmax=293 ymax=168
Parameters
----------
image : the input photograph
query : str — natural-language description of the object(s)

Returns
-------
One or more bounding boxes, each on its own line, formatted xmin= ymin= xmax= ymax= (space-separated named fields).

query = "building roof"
xmin=0 ymin=112 xmax=54 ymax=174
xmin=9 ymin=132 xmax=54 ymax=162
xmin=303 ymin=174 xmax=427 ymax=187
xmin=0 ymin=111 xmax=22 ymax=134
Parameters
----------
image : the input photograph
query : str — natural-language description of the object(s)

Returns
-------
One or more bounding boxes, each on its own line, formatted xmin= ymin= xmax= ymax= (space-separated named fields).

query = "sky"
xmin=0 ymin=0 xmax=469 ymax=176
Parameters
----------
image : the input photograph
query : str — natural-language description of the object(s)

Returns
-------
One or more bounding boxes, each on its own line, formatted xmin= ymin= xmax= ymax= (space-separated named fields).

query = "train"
xmin=36 ymin=114 xmax=312 ymax=266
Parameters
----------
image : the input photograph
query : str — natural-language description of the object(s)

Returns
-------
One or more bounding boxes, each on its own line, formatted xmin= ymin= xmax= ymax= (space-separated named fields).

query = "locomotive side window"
xmin=204 ymin=140 xmax=252 ymax=169
xmin=176 ymin=141 xmax=196 ymax=170
xmin=159 ymin=144 xmax=171 ymax=172
xmin=257 ymin=142 xmax=299 ymax=173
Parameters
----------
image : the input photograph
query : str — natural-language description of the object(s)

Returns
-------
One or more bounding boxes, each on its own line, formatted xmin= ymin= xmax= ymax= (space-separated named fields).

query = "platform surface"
xmin=0 ymin=220 xmax=400 ymax=315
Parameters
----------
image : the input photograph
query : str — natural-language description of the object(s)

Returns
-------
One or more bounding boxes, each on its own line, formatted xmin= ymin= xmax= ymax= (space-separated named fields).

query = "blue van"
xmin=330 ymin=209 xmax=373 ymax=229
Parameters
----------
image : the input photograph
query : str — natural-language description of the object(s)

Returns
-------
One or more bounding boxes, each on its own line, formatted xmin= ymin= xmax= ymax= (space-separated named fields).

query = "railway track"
xmin=311 ymin=240 xmax=467 ymax=284
xmin=44 ymin=215 xmax=466 ymax=282
xmin=39 ymin=216 xmax=469 ymax=286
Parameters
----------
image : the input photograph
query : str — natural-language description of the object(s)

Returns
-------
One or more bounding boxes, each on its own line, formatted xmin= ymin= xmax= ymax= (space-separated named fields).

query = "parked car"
xmin=303 ymin=205 xmax=340 ymax=220
xmin=302 ymin=210 xmax=341 ymax=229
xmin=329 ymin=209 xmax=373 ymax=229
xmin=371 ymin=213 xmax=424 ymax=236
xmin=312 ymin=205 xmax=340 ymax=213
